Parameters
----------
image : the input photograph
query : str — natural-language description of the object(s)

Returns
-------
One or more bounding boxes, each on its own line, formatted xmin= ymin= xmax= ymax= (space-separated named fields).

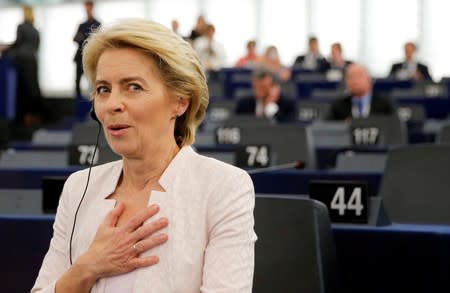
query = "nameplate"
xmin=351 ymin=127 xmax=380 ymax=146
xmin=397 ymin=107 xmax=412 ymax=122
xmin=298 ymin=107 xmax=319 ymax=122
xmin=215 ymin=126 xmax=241 ymax=145
xmin=309 ymin=180 xmax=369 ymax=223
xmin=209 ymin=107 xmax=231 ymax=122
xmin=235 ymin=144 xmax=271 ymax=168
xmin=68 ymin=144 xmax=99 ymax=166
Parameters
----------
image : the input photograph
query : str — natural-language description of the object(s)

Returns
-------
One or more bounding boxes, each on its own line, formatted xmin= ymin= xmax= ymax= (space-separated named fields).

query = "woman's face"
xmin=93 ymin=48 xmax=186 ymax=158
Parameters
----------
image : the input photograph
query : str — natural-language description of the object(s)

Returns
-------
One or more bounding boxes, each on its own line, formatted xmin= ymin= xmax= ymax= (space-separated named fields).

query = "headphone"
xmin=69 ymin=103 xmax=101 ymax=265
xmin=90 ymin=105 xmax=99 ymax=122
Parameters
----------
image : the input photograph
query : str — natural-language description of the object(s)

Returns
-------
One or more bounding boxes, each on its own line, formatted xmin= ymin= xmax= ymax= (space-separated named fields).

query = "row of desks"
xmin=2 ymin=213 xmax=449 ymax=293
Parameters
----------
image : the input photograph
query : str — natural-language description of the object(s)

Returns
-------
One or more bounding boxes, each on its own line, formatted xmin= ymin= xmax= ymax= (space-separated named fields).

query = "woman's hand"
xmin=76 ymin=202 xmax=169 ymax=279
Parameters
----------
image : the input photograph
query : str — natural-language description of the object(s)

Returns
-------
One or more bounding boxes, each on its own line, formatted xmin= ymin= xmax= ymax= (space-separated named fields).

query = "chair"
xmin=281 ymin=81 xmax=298 ymax=99
xmin=0 ymin=189 xmax=42 ymax=214
xmin=0 ymin=150 xmax=67 ymax=168
xmin=297 ymin=100 xmax=330 ymax=122
xmin=238 ymin=124 xmax=316 ymax=168
xmin=0 ymin=118 xmax=9 ymax=149
xmin=334 ymin=151 xmax=387 ymax=172
xmin=204 ymin=100 xmax=236 ymax=128
xmin=311 ymin=120 xmax=351 ymax=147
xmin=396 ymin=104 xmax=426 ymax=123
xmin=69 ymin=122 xmax=120 ymax=166
xmin=207 ymin=79 xmax=224 ymax=99
xmin=32 ymin=129 xmax=72 ymax=146
xmin=437 ymin=121 xmax=450 ymax=144
xmin=253 ymin=195 xmax=339 ymax=293
xmin=380 ymin=144 xmax=450 ymax=225
xmin=350 ymin=115 xmax=407 ymax=146
xmin=0 ymin=215 xmax=54 ymax=293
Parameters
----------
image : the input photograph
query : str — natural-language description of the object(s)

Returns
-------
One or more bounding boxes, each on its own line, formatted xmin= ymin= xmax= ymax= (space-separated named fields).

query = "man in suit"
xmin=293 ymin=36 xmax=329 ymax=73
xmin=235 ymin=67 xmax=296 ymax=122
xmin=73 ymin=1 xmax=101 ymax=98
xmin=389 ymin=42 xmax=432 ymax=81
xmin=328 ymin=63 xmax=395 ymax=120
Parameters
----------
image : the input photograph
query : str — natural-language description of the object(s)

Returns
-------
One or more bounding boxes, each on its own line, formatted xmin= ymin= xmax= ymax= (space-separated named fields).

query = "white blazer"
xmin=32 ymin=146 xmax=256 ymax=293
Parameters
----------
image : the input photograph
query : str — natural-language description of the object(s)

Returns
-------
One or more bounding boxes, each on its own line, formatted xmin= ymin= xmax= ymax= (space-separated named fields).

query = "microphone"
xmin=246 ymin=160 xmax=306 ymax=174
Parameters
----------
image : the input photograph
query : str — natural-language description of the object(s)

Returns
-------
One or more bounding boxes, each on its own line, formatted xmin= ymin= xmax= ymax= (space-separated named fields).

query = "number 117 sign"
xmin=309 ymin=180 xmax=369 ymax=223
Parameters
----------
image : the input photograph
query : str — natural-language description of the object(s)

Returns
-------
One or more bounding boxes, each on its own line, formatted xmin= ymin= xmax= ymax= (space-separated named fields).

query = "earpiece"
xmin=90 ymin=105 xmax=99 ymax=123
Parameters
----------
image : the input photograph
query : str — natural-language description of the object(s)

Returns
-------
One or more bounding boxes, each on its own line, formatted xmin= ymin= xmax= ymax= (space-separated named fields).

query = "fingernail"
xmin=149 ymin=204 xmax=159 ymax=212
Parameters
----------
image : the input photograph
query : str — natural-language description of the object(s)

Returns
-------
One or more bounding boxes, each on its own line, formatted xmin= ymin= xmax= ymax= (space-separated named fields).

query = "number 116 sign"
xmin=309 ymin=180 xmax=369 ymax=223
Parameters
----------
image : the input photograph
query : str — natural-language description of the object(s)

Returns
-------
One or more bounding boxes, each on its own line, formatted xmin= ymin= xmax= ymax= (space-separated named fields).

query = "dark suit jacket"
xmin=235 ymin=96 xmax=296 ymax=123
xmin=293 ymin=55 xmax=330 ymax=73
xmin=389 ymin=62 xmax=432 ymax=81
xmin=327 ymin=94 xmax=395 ymax=121
xmin=73 ymin=18 xmax=101 ymax=65
xmin=7 ymin=21 xmax=39 ymax=58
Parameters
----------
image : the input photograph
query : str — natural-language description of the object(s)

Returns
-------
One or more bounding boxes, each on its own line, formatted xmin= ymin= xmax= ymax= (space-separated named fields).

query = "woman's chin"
xmin=109 ymin=145 xmax=137 ymax=159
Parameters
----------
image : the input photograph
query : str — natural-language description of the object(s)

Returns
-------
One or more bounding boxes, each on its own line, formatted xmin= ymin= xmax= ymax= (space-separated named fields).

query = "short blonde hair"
xmin=23 ymin=6 xmax=34 ymax=23
xmin=83 ymin=19 xmax=209 ymax=147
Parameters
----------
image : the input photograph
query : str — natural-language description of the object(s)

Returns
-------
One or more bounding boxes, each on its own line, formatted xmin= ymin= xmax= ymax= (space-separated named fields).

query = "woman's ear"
xmin=175 ymin=97 xmax=189 ymax=116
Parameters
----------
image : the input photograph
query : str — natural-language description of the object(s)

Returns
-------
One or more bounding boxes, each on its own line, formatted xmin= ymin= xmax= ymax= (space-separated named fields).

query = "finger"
xmin=122 ymin=204 xmax=160 ymax=232
xmin=128 ymin=255 xmax=160 ymax=268
xmin=104 ymin=202 xmax=125 ymax=227
xmin=136 ymin=233 xmax=169 ymax=253
xmin=133 ymin=217 xmax=169 ymax=242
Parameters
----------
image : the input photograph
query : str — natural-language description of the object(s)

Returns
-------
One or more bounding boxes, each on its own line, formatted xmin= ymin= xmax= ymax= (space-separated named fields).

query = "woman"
xmin=257 ymin=45 xmax=291 ymax=82
xmin=7 ymin=5 xmax=42 ymax=126
xmin=32 ymin=19 xmax=256 ymax=293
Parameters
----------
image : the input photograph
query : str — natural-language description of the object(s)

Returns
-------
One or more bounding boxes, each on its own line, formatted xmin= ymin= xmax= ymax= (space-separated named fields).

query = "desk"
xmin=333 ymin=223 xmax=450 ymax=293
xmin=2 ymin=215 xmax=449 ymax=293
xmin=0 ymin=167 xmax=383 ymax=198
xmin=250 ymin=169 xmax=382 ymax=196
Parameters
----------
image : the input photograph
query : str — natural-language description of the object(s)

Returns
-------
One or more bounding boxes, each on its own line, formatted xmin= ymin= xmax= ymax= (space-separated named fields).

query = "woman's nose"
xmin=106 ymin=90 xmax=125 ymax=113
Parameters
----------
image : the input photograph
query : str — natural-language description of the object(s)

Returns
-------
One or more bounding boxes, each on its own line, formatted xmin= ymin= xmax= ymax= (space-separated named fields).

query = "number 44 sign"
xmin=309 ymin=180 xmax=368 ymax=223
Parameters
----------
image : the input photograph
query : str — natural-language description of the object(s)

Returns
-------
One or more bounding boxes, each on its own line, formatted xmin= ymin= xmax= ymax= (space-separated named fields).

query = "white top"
xmin=31 ymin=146 xmax=256 ymax=293
xmin=104 ymin=271 xmax=136 ymax=293
xmin=194 ymin=36 xmax=227 ymax=71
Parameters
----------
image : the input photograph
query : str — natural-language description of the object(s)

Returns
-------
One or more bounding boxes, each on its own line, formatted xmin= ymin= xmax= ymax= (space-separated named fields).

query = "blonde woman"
xmin=32 ymin=19 xmax=256 ymax=293
xmin=8 ymin=5 xmax=42 ymax=126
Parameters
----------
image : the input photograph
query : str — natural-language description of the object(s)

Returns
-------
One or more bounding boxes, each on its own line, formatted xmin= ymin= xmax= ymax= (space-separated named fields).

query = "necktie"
xmin=357 ymin=99 xmax=364 ymax=116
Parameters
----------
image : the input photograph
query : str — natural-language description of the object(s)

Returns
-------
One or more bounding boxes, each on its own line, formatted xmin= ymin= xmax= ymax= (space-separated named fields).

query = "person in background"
xmin=235 ymin=67 xmax=296 ymax=122
xmin=7 ymin=5 xmax=42 ymax=127
xmin=389 ymin=42 xmax=432 ymax=81
xmin=193 ymin=23 xmax=226 ymax=80
xmin=32 ymin=19 xmax=256 ymax=292
xmin=235 ymin=40 xmax=259 ymax=68
xmin=188 ymin=15 xmax=207 ymax=42
xmin=328 ymin=63 xmax=395 ymax=120
xmin=326 ymin=42 xmax=352 ymax=81
xmin=257 ymin=45 xmax=291 ymax=82
xmin=170 ymin=19 xmax=180 ymax=35
xmin=293 ymin=36 xmax=329 ymax=74
xmin=73 ymin=0 xmax=101 ymax=98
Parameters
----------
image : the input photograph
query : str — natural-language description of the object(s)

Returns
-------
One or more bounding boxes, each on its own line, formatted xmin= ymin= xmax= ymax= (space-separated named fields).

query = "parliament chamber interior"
xmin=2 ymin=1 xmax=450 ymax=292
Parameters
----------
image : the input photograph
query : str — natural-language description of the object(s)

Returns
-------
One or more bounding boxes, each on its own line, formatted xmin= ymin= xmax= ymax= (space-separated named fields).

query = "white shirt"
xmin=194 ymin=36 xmax=227 ymax=71
xmin=31 ymin=146 xmax=256 ymax=293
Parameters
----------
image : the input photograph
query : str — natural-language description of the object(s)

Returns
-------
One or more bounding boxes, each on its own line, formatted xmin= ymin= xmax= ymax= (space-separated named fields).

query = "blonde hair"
xmin=23 ymin=6 xmax=34 ymax=23
xmin=83 ymin=19 xmax=209 ymax=147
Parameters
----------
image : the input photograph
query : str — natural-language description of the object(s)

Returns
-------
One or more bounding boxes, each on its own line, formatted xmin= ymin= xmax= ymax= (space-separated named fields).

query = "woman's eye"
xmin=129 ymin=83 xmax=142 ymax=91
xmin=96 ymin=86 xmax=110 ymax=94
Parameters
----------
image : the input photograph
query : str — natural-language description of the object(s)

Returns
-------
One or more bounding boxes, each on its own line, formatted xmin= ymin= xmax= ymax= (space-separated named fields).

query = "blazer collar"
xmin=104 ymin=146 xmax=193 ymax=198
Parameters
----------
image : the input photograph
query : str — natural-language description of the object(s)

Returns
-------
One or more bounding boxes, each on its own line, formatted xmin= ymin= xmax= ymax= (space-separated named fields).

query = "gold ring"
xmin=132 ymin=243 xmax=140 ymax=254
